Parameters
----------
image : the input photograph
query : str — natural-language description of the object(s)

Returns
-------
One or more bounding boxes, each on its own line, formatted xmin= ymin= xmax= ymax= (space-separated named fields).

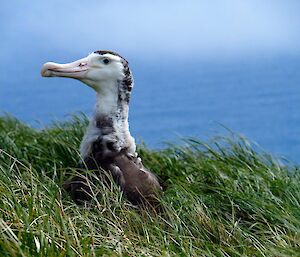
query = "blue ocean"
xmin=1 ymin=54 xmax=300 ymax=162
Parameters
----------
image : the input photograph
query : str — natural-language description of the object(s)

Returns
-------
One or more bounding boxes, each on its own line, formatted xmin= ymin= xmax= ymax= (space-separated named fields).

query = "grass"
xmin=0 ymin=114 xmax=300 ymax=256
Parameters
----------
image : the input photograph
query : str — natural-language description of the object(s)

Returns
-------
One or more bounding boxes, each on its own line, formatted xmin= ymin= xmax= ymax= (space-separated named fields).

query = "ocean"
xmin=1 ymin=55 xmax=300 ymax=162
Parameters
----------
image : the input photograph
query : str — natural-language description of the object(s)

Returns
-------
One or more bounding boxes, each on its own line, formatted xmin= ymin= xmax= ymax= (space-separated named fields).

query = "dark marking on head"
xmin=94 ymin=50 xmax=133 ymax=103
xmin=117 ymin=62 xmax=133 ymax=104
xmin=94 ymin=50 xmax=128 ymax=62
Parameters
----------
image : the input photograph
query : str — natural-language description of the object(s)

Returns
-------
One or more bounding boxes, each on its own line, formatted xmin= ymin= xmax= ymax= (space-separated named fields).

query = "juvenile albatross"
xmin=41 ymin=50 xmax=162 ymax=205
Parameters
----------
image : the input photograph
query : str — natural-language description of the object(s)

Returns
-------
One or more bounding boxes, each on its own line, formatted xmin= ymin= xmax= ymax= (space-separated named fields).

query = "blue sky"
xmin=1 ymin=0 xmax=300 ymax=61
xmin=1 ymin=1 xmax=300 ymax=160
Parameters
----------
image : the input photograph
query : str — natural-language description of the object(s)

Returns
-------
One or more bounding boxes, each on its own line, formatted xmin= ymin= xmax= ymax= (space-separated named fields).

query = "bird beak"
xmin=41 ymin=57 xmax=89 ymax=79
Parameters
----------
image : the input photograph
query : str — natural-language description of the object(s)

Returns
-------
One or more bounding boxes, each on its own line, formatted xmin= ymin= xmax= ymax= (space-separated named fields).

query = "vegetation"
xmin=0 ymin=115 xmax=299 ymax=256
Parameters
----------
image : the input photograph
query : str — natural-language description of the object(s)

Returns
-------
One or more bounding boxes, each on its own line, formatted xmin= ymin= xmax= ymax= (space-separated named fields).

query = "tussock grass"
xmin=0 ymin=115 xmax=300 ymax=256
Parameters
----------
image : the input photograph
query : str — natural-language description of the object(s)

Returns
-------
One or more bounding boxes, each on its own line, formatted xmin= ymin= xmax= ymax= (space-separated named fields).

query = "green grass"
xmin=0 ymin=114 xmax=300 ymax=256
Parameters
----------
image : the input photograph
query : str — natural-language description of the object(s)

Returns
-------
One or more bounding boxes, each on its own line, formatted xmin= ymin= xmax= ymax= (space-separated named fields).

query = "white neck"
xmin=95 ymin=80 xmax=119 ymax=115
xmin=80 ymin=81 xmax=136 ymax=159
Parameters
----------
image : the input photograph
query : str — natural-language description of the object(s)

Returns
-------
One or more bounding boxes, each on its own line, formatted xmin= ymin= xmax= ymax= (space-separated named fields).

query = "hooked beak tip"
xmin=40 ymin=62 xmax=56 ymax=77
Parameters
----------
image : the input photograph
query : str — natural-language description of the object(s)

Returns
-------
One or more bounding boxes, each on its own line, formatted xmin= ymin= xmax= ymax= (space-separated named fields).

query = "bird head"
xmin=41 ymin=51 xmax=133 ymax=97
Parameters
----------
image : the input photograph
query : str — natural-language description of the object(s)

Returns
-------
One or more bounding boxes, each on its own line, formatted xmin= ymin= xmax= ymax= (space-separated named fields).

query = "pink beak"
xmin=41 ymin=57 xmax=89 ymax=79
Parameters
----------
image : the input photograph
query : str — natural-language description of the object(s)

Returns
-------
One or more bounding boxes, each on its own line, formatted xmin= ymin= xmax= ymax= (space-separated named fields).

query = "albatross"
xmin=41 ymin=50 xmax=162 ymax=205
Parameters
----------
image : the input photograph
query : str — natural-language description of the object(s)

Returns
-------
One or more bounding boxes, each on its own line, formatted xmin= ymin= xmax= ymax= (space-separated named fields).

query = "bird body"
xmin=111 ymin=154 xmax=162 ymax=205
xmin=41 ymin=51 xmax=162 ymax=204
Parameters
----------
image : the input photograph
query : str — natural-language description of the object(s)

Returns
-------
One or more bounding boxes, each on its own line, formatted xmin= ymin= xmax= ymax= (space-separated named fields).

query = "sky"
xmin=1 ymin=1 xmax=300 ymax=161
xmin=1 ymin=0 xmax=300 ymax=61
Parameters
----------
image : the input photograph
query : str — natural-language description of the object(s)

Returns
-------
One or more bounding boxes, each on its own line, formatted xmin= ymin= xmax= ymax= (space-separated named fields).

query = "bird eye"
xmin=103 ymin=58 xmax=110 ymax=64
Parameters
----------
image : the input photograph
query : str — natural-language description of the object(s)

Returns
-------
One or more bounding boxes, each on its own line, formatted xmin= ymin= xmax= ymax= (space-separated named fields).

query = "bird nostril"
xmin=79 ymin=62 xmax=86 ymax=67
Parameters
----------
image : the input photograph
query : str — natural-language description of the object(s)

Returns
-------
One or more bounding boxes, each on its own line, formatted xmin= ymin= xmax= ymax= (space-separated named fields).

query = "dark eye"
xmin=103 ymin=58 xmax=110 ymax=64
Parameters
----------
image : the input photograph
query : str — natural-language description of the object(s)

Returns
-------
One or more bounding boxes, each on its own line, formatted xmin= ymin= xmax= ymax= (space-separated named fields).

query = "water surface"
xmin=1 ymin=55 xmax=299 ymax=162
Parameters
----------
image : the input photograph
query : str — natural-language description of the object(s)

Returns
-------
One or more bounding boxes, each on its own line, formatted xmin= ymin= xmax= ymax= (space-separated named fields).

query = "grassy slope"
xmin=0 ymin=115 xmax=300 ymax=257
